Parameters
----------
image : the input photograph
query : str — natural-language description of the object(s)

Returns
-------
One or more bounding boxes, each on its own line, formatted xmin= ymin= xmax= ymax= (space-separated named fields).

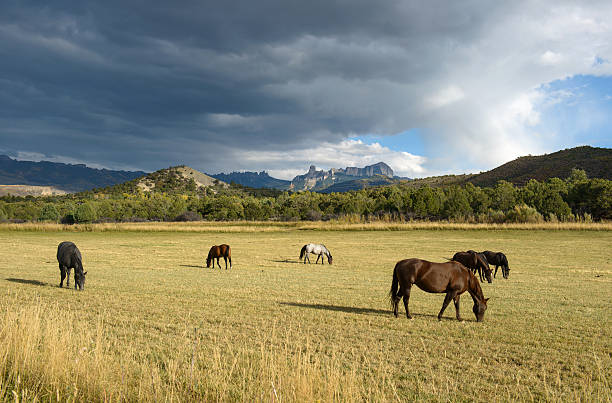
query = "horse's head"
xmin=472 ymin=297 xmax=489 ymax=322
xmin=327 ymin=254 xmax=333 ymax=264
xmin=500 ymin=253 xmax=510 ymax=279
xmin=503 ymin=267 xmax=510 ymax=279
xmin=477 ymin=255 xmax=493 ymax=283
xmin=75 ymin=271 xmax=87 ymax=291
xmin=206 ymin=257 xmax=212 ymax=268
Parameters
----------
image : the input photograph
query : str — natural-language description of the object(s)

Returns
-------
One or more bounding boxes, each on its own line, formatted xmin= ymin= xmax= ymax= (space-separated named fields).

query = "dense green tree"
xmin=490 ymin=181 xmax=517 ymax=212
xmin=442 ymin=186 xmax=472 ymax=219
xmin=39 ymin=204 xmax=60 ymax=222
xmin=74 ymin=202 xmax=97 ymax=223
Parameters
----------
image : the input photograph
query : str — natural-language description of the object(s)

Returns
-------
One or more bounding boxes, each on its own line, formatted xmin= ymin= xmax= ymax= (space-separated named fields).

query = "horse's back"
xmin=395 ymin=258 xmax=469 ymax=293
xmin=57 ymin=241 xmax=81 ymax=266
xmin=210 ymin=244 xmax=230 ymax=257
xmin=220 ymin=244 xmax=231 ymax=257
xmin=453 ymin=251 xmax=476 ymax=268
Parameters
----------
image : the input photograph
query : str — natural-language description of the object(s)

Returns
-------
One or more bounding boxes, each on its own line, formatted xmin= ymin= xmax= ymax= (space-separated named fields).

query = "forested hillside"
xmin=467 ymin=146 xmax=611 ymax=186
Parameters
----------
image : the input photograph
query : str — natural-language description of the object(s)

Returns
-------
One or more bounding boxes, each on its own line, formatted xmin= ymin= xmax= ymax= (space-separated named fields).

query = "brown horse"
xmin=390 ymin=258 xmax=489 ymax=322
xmin=453 ymin=251 xmax=492 ymax=283
xmin=206 ymin=244 xmax=232 ymax=269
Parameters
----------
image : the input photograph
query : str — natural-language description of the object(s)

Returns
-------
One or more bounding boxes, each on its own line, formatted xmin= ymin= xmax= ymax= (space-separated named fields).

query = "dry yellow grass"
xmin=1 ymin=220 xmax=611 ymax=233
xmin=0 ymin=227 xmax=610 ymax=401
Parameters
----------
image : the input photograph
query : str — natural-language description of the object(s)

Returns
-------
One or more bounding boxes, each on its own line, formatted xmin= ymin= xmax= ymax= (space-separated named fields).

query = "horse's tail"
xmin=389 ymin=264 xmax=400 ymax=309
xmin=299 ymin=245 xmax=307 ymax=260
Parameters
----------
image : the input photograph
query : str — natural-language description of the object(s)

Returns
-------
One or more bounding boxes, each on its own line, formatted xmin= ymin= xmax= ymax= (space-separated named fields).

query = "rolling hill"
xmin=93 ymin=165 xmax=227 ymax=195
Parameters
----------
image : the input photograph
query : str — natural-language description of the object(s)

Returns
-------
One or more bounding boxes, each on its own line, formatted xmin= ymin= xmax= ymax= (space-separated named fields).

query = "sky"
xmin=1 ymin=1 xmax=611 ymax=179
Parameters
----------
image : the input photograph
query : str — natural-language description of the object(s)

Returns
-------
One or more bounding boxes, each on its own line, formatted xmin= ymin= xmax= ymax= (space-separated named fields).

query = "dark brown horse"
xmin=481 ymin=251 xmax=510 ymax=279
xmin=206 ymin=244 xmax=232 ymax=269
xmin=453 ymin=251 xmax=492 ymax=283
xmin=57 ymin=241 xmax=87 ymax=290
xmin=390 ymin=258 xmax=489 ymax=322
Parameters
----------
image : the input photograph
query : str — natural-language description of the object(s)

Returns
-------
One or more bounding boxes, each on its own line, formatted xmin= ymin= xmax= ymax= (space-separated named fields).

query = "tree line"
xmin=0 ymin=169 xmax=609 ymax=223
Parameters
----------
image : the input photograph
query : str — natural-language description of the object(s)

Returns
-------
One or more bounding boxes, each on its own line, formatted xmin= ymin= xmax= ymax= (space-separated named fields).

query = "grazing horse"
xmin=206 ymin=244 xmax=232 ymax=269
xmin=390 ymin=259 xmax=489 ymax=322
xmin=452 ymin=251 xmax=492 ymax=283
xmin=482 ymin=251 xmax=510 ymax=279
xmin=57 ymin=241 xmax=87 ymax=290
xmin=299 ymin=243 xmax=332 ymax=264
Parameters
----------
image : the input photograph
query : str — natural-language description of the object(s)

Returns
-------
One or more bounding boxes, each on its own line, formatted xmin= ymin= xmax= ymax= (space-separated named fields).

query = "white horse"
xmin=299 ymin=243 xmax=333 ymax=264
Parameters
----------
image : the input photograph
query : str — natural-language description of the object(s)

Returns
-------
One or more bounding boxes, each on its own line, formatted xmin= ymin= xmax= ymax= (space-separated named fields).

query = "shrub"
xmin=505 ymin=204 xmax=543 ymax=223
xmin=174 ymin=211 xmax=202 ymax=222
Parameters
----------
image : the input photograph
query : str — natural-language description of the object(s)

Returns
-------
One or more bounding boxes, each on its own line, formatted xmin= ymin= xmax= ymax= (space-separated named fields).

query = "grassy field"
xmin=0 ymin=224 xmax=610 ymax=401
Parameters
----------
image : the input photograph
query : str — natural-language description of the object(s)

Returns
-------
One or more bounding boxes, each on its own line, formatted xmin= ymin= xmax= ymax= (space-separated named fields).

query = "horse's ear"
xmin=484 ymin=297 xmax=490 ymax=302
xmin=84 ymin=271 xmax=88 ymax=275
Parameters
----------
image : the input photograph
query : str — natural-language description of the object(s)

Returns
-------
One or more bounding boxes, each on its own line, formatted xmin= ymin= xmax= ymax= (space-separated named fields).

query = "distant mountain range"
xmin=0 ymin=146 xmax=610 ymax=195
xmin=289 ymin=162 xmax=394 ymax=191
xmin=209 ymin=162 xmax=395 ymax=191
xmin=210 ymin=171 xmax=291 ymax=190
xmin=0 ymin=155 xmax=146 ymax=192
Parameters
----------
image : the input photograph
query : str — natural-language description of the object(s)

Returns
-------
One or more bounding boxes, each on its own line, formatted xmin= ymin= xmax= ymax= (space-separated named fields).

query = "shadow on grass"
xmin=179 ymin=264 xmax=206 ymax=269
xmin=270 ymin=259 xmax=302 ymax=264
xmin=5 ymin=278 xmax=48 ymax=287
xmin=279 ymin=301 xmax=461 ymax=321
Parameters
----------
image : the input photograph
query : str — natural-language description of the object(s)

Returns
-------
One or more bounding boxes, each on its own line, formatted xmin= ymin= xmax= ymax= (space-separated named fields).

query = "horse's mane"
xmin=468 ymin=271 xmax=485 ymax=301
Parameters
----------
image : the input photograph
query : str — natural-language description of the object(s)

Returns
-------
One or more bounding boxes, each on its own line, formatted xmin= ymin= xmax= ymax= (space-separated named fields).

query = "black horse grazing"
xmin=206 ymin=244 xmax=232 ymax=269
xmin=452 ymin=251 xmax=492 ymax=283
xmin=482 ymin=251 xmax=510 ymax=279
xmin=389 ymin=259 xmax=489 ymax=322
xmin=57 ymin=241 xmax=87 ymax=290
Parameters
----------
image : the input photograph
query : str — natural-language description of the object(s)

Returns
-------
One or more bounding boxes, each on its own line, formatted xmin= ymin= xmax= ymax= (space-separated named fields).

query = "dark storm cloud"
xmin=1 ymin=1 xmax=611 ymax=176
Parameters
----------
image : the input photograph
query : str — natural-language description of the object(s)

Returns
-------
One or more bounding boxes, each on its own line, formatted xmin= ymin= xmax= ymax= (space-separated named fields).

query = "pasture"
xmin=0 ymin=224 xmax=610 ymax=402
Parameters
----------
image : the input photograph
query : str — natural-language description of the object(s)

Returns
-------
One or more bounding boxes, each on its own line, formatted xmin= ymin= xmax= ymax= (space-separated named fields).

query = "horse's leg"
xmin=224 ymin=256 xmax=228 ymax=270
xmin=306 ymin=254 xmax=311 ymax=264
xmin=453 ymin=295 xmax=462 ymax=321
xmin=59 ymin=264 xmax=66 ymax=287
xmin=315 ymin=254 xmax=321 ymax=264
xmin=438 ymin=291 xmax=456 ymax=321
xmin=216 ymin=258 xmax=220 ymax=269
xmin=229 ymin=256 xmax=232 ymax=269
xmin=393 ymin=287 xmax=400 ymax=317
xmin=402 ymin=285 xmax=413 ymax=319
xmin=494 ymin=265 xmax=499 ymax=278
xmin=66 ymin=267 xmax=72 ymax=288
